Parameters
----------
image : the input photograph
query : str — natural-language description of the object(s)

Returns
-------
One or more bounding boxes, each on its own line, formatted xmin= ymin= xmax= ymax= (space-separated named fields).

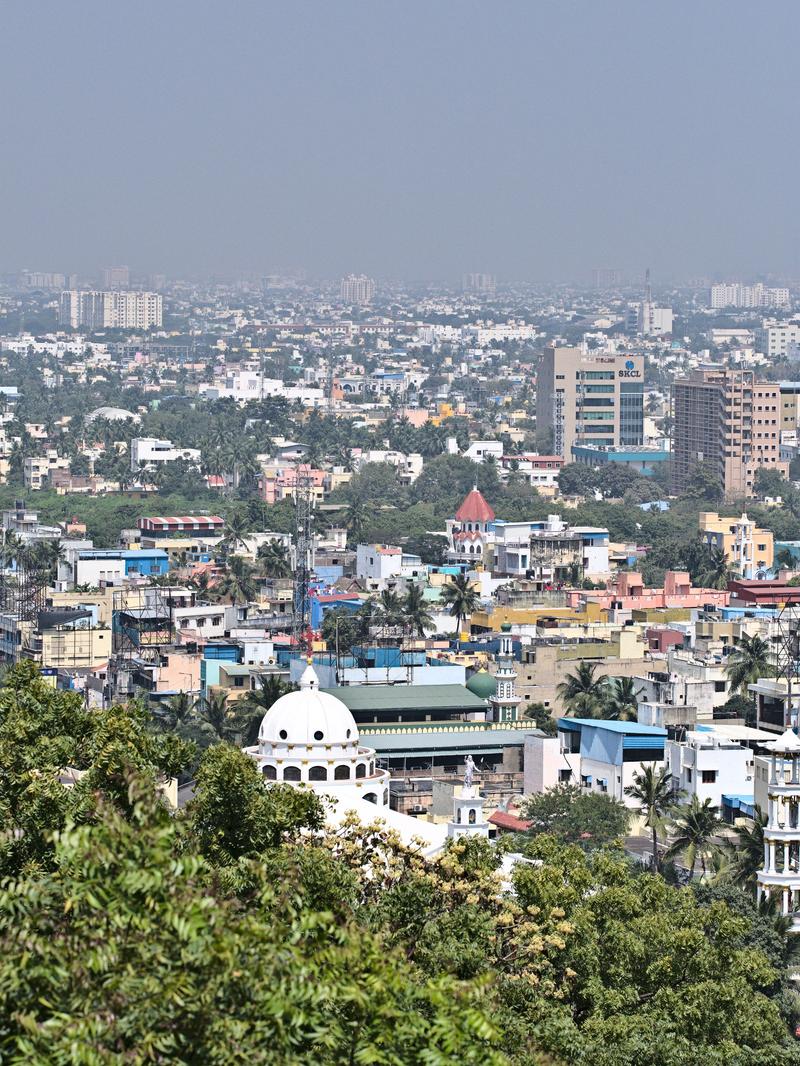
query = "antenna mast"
xmin=292 ymin=467 xmax=315 ymax=650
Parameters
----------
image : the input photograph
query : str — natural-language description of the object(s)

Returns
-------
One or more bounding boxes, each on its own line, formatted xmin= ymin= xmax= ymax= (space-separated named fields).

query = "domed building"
xmin=466 ymin=668 xmax=496 ymax=702
xmin=245 ymin=662 xmax=390 ymax=808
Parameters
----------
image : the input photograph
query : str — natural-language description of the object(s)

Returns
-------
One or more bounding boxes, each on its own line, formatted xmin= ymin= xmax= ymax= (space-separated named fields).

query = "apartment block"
xmin=758 ymin=322 xmax=800 ymax=359
xmin=536 ymin=346 xmax=644 ymax=459
xmin=711 ymin=283 xmax=789 ymax=310
xmin=699 ymin=512 xmax=774 ymax=579
xmin=59 ymin=290 xmax=163 ymax=329
xmin=671 ymin=368 xmax=786 ymax=498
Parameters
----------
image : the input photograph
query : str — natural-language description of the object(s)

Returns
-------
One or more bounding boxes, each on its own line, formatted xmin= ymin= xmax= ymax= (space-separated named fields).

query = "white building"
xmin=759 ymin=322 xmax=800 ymax=360
xmin=636 ymin=301 xmax=673 ymax=337
xmin=24 ymin=451 xmax=71 ymax=490
xmin=355 ymin=544 xmax=425 ymax=590
xmin=463 ymin=440 xmax=504 ymax=463
xmin=666 ymin=728 xmax=753 ymax=808
xmin=340 ymin=275 xmax=375 ymax=305
xmin=757 ymin=727 xmax=800 ymax=927
xmin=711 ymin=283 xmax=789 ymax=310
xmin=59 ymin=291 xmax=162 ymax=330
xmin=130 ymin=437 xmax=201 ymax=473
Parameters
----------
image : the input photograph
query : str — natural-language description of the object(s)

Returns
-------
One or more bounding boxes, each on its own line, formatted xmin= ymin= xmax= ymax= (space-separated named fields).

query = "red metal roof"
xmin=455 ymin=488 xmax=495 ymax=523
xmin=488 ymin=810 xmax=531 ymax=832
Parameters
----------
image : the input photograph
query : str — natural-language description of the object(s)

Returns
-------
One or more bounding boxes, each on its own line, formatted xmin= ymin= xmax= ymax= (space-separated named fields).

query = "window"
xmin=308 ymin=766 xmax=327 ymax=782
xmin=686 ymin=768 xmax=693 ymax=783
xmin=263 ymin=765 xmax=277 ymax=780
xmin=468 ymin=809 xmax=476 ymax=824
xmin=283 ymin=766 xmax=301 ymax=781
xmin=702 ymin=769 xmax=717 ymax=784
xmin=356 ymin=763 xmax=366 ymax=779
xmin=334 ymin=764 xmax=350 ymax=780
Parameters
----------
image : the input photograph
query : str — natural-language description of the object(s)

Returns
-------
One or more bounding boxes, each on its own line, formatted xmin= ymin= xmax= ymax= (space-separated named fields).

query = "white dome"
xmin=258 ymin=663 xmax=359 ymax=747
xmin=87 ymin=406 xmax=141 ymax=423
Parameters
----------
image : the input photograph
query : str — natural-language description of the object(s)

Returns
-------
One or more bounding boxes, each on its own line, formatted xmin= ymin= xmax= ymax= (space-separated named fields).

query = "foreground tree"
xmin=556 ymin=661 xmax=610 ymax=716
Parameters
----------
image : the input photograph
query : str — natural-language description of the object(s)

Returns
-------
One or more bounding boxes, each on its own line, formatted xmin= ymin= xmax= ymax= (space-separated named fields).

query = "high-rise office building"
xmin=462 ymin=273 xmax=496 ymax=294
xmin=536 ymin=346 xmax=644 ymax=459
xmin=671 ymin=368 xmax=786 ymax=498
xmin=59 ymin=290 xmax=162 ymax=330
xmin=339 ymin=274 xmax=375 ymax=305
xmin=710 ymin=283 xmax=789 ymax=310
xmin=102 ymin=265 xmax=130 ymax=289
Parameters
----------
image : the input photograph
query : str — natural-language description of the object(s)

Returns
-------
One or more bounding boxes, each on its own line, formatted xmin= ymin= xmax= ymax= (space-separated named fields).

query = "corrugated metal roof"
xmin=321 ymin=684 xmax=487 ymax=713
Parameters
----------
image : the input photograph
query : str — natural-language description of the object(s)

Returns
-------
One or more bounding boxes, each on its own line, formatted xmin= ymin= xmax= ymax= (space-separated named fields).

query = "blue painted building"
xmin=571 ymin=444 xmax=669 ymax=477
xmin=558 ymin=717 xmax=667 ymax=806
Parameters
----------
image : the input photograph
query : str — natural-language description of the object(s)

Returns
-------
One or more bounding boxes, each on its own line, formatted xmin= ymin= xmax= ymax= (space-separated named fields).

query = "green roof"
xmin=466 ymin=670 xmax=495 ymax=699
xmin=321 ymin=683 xmax=487 ymax=716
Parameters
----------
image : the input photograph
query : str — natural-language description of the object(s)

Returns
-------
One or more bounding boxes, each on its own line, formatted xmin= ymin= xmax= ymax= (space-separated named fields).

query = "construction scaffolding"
xmin=769 ymin=604 xmax=800 ymax=728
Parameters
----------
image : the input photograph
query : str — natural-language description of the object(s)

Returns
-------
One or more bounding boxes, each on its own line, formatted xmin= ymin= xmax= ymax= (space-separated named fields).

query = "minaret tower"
xmin=757 ymin=726 xmax=800 ymax=928
xmin=447 ymin=755 xmax=490 ymax=840
xmin=489 ymin=623 xmax=521 ymax=723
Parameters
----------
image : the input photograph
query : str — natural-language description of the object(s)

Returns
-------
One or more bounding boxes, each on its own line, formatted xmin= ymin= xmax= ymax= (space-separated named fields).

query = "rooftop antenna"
xmin=292 ymin=467 xmax=315 ymax=651
xmin=645 ymin=267 xmax=652 ymax=305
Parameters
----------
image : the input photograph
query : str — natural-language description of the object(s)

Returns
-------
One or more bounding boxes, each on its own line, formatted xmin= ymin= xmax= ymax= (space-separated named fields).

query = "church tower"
xmin=447 ymin=755 xmax=490 ymax=839
xmin=489 ymin=624 xmax=521 ymax=723
xmin=757 ymin=726 xmax=800 ymax=928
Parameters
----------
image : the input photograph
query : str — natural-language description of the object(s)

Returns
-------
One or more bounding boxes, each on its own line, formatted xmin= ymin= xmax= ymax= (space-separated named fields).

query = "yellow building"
xmin=699 ymin=512 xmax=774 ymax=579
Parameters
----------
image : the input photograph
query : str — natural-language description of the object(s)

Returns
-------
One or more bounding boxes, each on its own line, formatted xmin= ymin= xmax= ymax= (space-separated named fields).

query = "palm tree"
xmin=216 ymin=556 xmax=256 ymax=604
xmin=404 ymin=583 xmax=434 ymax=637
xmin=698 ymin=546 xmax=734 ymax=590
xmin=440 ymin=572 xmax=479 ymax=639
xmin=240 ymin=674 xmax=295 ymax=746
xmin=716 ymin=807 xmax=766 ymax=891
xmin=665 ymin=796 xmax=725 ymax=881
xmin=220 ymin=511 xmax=251 ymax=557
xmin=376 ymin=588 xmax=404 ymax=627
xmin=603 ymin=676 xmax=642 ymax=721
xmin=624 ymin=765 xmax=682 ymax=872
xmin=257 ymin=539 xmax=291 ymax=578
xmin=153 ymin=691 xmax=195 ymax=733
xmin=556 ymin=661 xmax=610 ymax=716
xmin=775 ymin=547 xmax=797 ymax=571
xmin=193 ymin=690 xmax=238 ymax=743
xmin=343 ymin=496 xmax=367 ymax=546
xmin=725 ymin=633 xmax=775 ymax=696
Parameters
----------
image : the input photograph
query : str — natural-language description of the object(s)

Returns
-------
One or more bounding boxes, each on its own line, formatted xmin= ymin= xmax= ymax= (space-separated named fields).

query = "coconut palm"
xmin=257 ymin=539 xmax=291 ymax=578
xmin=240 ymin=674 xmax=295 ymax=746
xmin=556 ymin=661 xmax=610 ymax=716
xmin=343 ymin=496 xmax=368 ymax=546
xmin=725 ymin=633 xmax=775 ymax=696
xmin=193 ymin=690 xmax=239 ymax=743
xmin=698 ymin=546 xmax=734 ymax=590
xmin=665 ymin=796 xmax=725 ymax=881
xmin=156 ymin=691 xmax=195 ymax=732
xmin=404 ymin=583 xmax=434 ymax=637
xmin=220 ymin=511 xmax=251 ymax=557
xmin=624 ymin=765 xmax=682 ymax=872
xmin=376 ymin=588 xmax=404 ymax=627
xmin=603 ymin=676 xmax=643 ymax=721
xmin=715 ymin=807 xmax=766 ymax=891
xmin=440 ymin=572 xmax=479 ymax=639
xmin=215 ymin=556 xmax=256 ymax=605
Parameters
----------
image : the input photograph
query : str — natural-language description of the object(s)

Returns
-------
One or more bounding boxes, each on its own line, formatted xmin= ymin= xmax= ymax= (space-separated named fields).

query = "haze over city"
xmin=4 ymin=0 xmax=800 ymax=282
xmin=5 ymin=3 xmax=800 ymax=1063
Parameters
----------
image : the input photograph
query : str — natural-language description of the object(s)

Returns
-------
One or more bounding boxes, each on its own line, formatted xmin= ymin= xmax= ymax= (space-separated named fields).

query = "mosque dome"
xmin=258 ymin=662 xmax=359 ymax=748
xmin=466 ymin=669 xmax=496 ymax=700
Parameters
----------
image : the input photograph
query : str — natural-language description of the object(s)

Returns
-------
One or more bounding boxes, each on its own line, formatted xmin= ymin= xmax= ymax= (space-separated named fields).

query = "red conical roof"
xmin=455 ymin=486 xmax=495 ymax=523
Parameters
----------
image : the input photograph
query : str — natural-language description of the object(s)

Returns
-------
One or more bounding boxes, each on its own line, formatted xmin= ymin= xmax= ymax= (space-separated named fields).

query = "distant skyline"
xmin=3 ymin=1 xmax=799 ymax=283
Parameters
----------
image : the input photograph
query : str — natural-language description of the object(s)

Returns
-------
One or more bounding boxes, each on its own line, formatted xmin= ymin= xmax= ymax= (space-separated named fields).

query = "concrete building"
xmin=699 ymin=511 xmax=774 ymax=579
xmin=446 ymin=487 xmax=495 ymax=565
xmin=462 ymin=273 xmax=496 ymax=294
xmin=536 ymin=346 xmax=644 ymax=459
xmin=778 ymin=382 xmax=800 ymax=433
xmin=711 ymin=283 xmax=789 ymax=310
xmin=667 ymin=728 xmax=754 ymax=807
xmin=756 ymin=727 xmax=800 ymax=926
xmin=671 ymin=368 xmax=787 ymax=498
xmin=355 ymin=544 xmax=425 ymax=590
xmin=636 ymin=300 xmax=673 ymax=337
xmin=759 ymin=321 xmax=800 ymax=360
xmin=558 ymin=717 xmax=667 ymax=806
xmin=571 ymin=443 xmax=669 ymax=478
xmin=24 ymin=451 xmax=71 ymax=490
xmin=339 ymin=274 xmax=375 ymax=305
xmin=59 ymin=290 xmax=162 ymax=330
xmin=130 ymin=438 xmax=201 ymax=473
xmin=102 ymin=266 xmax=130 ymax=289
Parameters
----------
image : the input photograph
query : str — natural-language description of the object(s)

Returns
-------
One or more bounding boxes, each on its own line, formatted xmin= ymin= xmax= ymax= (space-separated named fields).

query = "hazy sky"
xmin=3 ymin=1 xmax=799 ymax=283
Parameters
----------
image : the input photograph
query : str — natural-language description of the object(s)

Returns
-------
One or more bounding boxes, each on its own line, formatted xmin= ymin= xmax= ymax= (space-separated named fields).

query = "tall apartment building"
xmin=339 ymin=274 xmax=375 ymax=305
xmin=536 ymin=346 xmax=644 ymax=459
xmin=102 ymin=265 xmax=130 ymax=289
xmin=59 ymin=290 xmax=163 ymax=330
xmin=758 ymin=321 xmax=800 ymax=359
xmin=462 ymin=273 xmax=496 ymax=294
xmin=671 ymin=368 xmax=787 ymax=498
xmin=711 ymin=283 xmax=790 ymax=310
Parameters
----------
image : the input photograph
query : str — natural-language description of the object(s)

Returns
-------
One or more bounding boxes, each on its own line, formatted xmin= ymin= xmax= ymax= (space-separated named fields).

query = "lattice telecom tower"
xmin=292 ymin=468 xmax=315 ymax=648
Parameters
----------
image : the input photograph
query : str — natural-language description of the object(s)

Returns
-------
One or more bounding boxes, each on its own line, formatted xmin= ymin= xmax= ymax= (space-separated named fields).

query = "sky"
xmin=2 ymin=1 xmax=799 ymax=284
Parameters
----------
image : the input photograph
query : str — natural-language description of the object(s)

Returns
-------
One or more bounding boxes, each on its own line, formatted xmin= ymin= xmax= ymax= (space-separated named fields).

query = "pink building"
xmin=566 ymin=571 xmax=730 ymax=611
xmin=258 ymin=464 xmax=326 ymax=504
